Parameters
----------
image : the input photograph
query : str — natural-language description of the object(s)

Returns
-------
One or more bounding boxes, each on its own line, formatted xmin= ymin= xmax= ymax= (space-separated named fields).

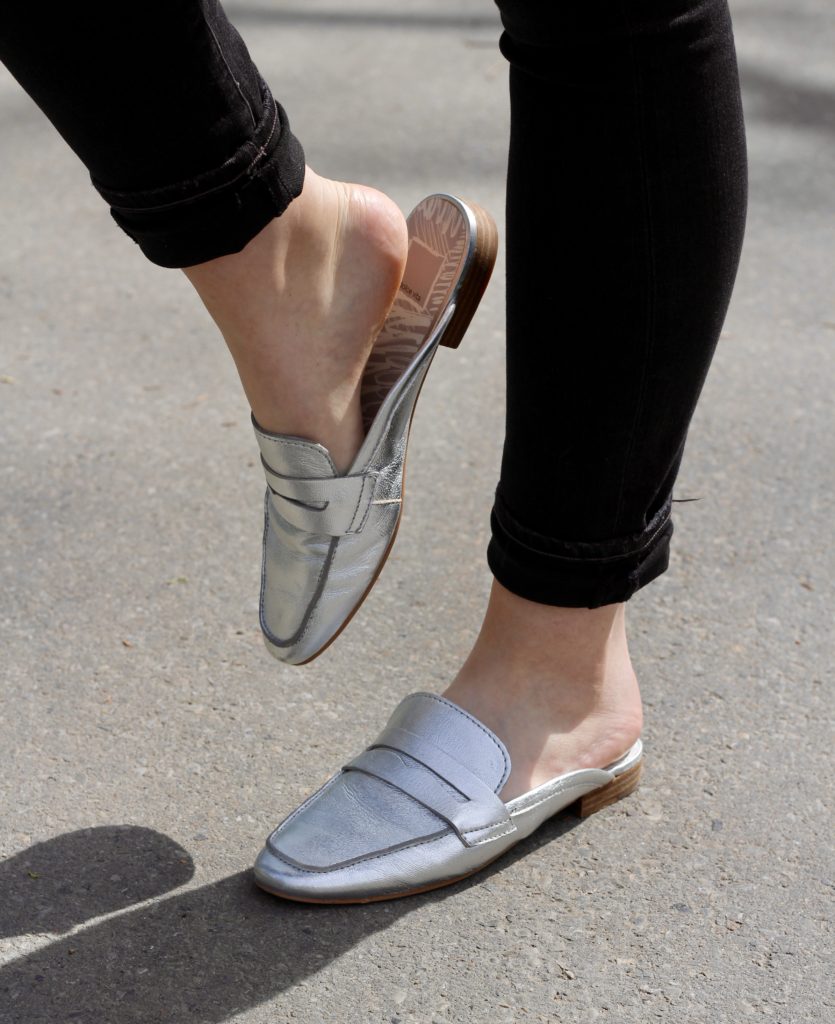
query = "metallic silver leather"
xmin=253 ymin=302 xmax=456 ymax=664
xmin=254 ymin=194 xmax=482 ymax=665
xmin=253 ymin=692 xmax=644 ymax=902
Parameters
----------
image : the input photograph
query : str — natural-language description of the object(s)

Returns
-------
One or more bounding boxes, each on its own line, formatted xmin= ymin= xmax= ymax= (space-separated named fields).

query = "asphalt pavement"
xmin=1 ymin=2 xmax=832 ymax=1022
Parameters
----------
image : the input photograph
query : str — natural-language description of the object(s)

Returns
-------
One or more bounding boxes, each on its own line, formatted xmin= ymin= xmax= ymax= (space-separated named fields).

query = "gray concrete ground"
xmin=1 ymin=2 xmax=832 ymax=1022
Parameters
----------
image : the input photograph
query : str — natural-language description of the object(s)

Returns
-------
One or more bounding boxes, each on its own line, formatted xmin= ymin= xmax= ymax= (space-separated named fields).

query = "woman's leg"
xmin=445 ymin=0 xmax=747 ymax=799
xmin=0 ymin=1 xmax=407 ymax=471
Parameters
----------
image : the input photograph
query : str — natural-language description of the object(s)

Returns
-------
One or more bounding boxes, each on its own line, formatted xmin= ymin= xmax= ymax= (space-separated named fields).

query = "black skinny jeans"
xmin=0 ymin=0 xmax=748 ymax=608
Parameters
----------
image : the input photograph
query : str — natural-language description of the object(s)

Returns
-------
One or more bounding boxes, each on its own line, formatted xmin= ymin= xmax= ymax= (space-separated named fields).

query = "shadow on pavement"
xmin=0 ymin=813 xmax=582 ymax=1023
xmin=0 ymin=827 xmax=194 ymax=940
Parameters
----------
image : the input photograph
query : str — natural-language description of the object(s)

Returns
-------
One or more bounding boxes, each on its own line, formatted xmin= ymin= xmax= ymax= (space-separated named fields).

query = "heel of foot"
xmin=575 ymin=760 xmax=643 ymax=818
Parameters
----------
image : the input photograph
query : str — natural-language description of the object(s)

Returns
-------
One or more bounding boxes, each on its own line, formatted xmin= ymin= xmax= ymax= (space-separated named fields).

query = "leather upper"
xmin=253 ymin=691 xmax=643 ymax=901
xmin=253 ymin=304 xmax=454 ymax=664
xmin=266 ymin=692 xmax=513 ymax=870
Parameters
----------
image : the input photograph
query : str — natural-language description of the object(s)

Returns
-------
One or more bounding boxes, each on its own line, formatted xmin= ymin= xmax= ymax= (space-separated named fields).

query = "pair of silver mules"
xmin=250 ymin=195 xmax=643 ymax=903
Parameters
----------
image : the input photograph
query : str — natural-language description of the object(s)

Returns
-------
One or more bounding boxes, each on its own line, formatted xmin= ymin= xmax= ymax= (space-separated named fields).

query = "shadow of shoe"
xmin=0 ymin=826 xmax=194 ymax=939
xmin=0 ymin=812 xmax=591 ymax=1023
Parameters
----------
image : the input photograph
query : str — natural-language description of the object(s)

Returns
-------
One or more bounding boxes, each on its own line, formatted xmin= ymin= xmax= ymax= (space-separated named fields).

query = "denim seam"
xmin=267 ymin=108 xmax=301 ymax=205
xmin=92 ymin=85 xmax=280 ymax=213
xmin=611 ymin=0 xmax=658 ymax=535
xmin=205 ymin=13 xmax=258 ymax=131
xmin=493 ymin=492 xmax=672 ymax=565
xmin=254 ymin=140 xmax=288 ymax=207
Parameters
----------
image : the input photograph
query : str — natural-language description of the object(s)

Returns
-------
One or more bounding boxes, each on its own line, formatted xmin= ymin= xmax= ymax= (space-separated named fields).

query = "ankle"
xmin=441 ymin=585 xmax=643 ymax=799
xmin=443 ymin=582 xmax=643 ymax=731
xmin=181 ymin=167 xmax=408 ymax=471
xmin=467 ymin=581 xmax=631 ymax=680
xmin=180 ymin=169 xmax=347 ymax=356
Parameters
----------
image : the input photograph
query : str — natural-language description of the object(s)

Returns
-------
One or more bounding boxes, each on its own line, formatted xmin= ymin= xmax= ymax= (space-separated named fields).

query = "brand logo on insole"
xmin=400 ymin=238 xmax=445 ymax=306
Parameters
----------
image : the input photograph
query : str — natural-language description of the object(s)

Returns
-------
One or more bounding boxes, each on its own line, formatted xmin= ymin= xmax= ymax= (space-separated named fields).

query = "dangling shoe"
xmin=253 ymin=194 xmax=498 ymax=665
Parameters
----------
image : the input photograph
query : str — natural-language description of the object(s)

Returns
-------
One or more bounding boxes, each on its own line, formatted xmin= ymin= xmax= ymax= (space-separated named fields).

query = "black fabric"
xmin=488 ymin=0 xmax=748 ymax=605
xmin=0 ymin=1 xmax=305 ymax=267
xmin=0 ymin=0 xmax=747 ymax=605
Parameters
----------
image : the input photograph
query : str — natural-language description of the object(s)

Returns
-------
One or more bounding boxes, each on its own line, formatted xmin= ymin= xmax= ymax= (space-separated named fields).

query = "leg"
xmin=0 ymin=1 xmax=407 ymax=471
xmin=445 ymin=0 xmax=748 ymax=798
xmin=181 ymin=171 xmax=407 ymax=472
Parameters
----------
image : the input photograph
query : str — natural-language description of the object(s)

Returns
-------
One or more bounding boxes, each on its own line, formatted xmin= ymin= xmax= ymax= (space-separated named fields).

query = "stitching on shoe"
xmin=503 ymin=745 xmax=643 ymax=815
xmin=508 ymin=777 xmax=612 ymax=816
xmin=265 ymin=776 xmax=592 ymax=875
xmin=259 ymin=500 xmax=339 ymax=648
xmin=352 ymin=473 xmax=386 ymax=533
xmin=265 ymin=693 xmax=512 ymax=873
xmin=414 ymin=692 xmax=510 ymax=792
xmin=357 ymin=747 xmax=468 ymax=803
xmin=460 ymin=817 xmax=511 ymax=836
xmin=267 ymin=824 xmax=461 ymax=875
xmin=266 ymin=771 xmax=344 ymax=842
xmin=346 ymin=751 xmax=511 ymax=840
xmin=255 ymin=430 xmax=338 ymax=476
xmin=347 ymin=472 xmax=373 ymax=533
xmin=267 ymin=771 xmax=506 ymax=874
xmin=466 ymin=823 xmax=518 ymax=846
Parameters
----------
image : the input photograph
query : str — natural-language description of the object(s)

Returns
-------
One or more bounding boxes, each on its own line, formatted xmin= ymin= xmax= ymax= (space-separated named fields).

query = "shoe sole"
xmin=290 ymin=196 xmax=498 ymax=666
xmin=254 ymin=757 xmax=643 ymax=903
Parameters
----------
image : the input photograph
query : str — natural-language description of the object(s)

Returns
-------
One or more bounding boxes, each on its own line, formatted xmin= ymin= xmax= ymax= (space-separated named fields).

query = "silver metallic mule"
xmin=253 ymin=691 xmax=644 ymax=903
xmin=253 ymin=194 xmax=497 ymax=665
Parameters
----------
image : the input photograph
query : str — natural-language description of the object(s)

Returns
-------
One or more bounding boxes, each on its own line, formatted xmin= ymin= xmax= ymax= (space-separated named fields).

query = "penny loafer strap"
xmin=343 ymin=733 xmax=516 ymax=848
xmin=261 ymin=460 xmax=383 ymax=536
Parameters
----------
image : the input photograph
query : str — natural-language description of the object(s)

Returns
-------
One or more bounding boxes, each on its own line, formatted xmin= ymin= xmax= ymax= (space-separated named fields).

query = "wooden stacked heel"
xmin=438 ymin=200 xmax=498 ymax=350
xmin=575 ymin=759 xmax=643 ymax=818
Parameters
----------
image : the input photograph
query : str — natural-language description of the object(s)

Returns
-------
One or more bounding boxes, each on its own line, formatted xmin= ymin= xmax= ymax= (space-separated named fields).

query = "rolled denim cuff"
xmin=92 ymin=77 xmax=305 ymax=268
xmin=487 ymin=486 xmax=674 ymax=608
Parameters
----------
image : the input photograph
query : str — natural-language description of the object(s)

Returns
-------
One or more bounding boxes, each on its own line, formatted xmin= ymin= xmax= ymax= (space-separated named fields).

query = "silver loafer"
xmin=254 ymin=194 xmax=497 ymax=665
xmin=253 ymin=691 xmax=643 ymax=904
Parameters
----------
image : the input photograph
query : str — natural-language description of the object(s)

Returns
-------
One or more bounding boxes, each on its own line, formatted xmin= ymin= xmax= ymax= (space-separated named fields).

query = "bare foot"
xmin=442 ymin=581 xmax=643 ymax=801
xmin=183 ymin=167 xmax=408 ymax=472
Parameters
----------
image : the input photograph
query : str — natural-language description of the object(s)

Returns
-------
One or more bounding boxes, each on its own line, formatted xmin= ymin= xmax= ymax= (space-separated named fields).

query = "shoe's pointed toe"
xmin=253 ymin=760 xmax=459 ymax=902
